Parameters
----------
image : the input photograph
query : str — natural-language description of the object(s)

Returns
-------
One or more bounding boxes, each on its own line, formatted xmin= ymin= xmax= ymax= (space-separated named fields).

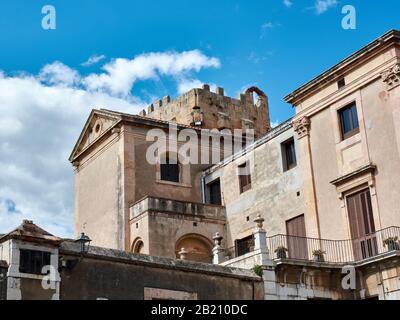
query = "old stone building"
xmin=217 ymin=29 xmax=400 ymax=300
xmin=65 ymin=30 xmax=400 ymax=300
xmin=69 ymin=86 xmax=271 ymax=259
xmin=0 ymin=220 xmax=263 ymax=300
xmin=140 ymin=85 xmax=271 ymax=137
xmin=1 ymin=30 xmax=400 ymax=300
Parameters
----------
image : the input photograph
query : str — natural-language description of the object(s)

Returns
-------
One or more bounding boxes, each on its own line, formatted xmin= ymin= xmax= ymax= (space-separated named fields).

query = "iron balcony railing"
xmin=268 ymin=226 xmax=400 ymax=264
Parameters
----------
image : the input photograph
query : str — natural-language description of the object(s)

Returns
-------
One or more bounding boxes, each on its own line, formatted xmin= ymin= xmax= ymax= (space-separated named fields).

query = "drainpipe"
xmin=201 ymin=174 xmax=206 ymax=204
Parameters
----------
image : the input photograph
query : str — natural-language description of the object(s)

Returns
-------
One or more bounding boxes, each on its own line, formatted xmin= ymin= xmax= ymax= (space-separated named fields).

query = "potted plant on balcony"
xmin=275 ymin=246 xmax=288 ymax=259
xmin=383 ymin=237 xmax=399 ymax=251
xmin=252 ymin=264 xmax=263 ymax=277
xmin=312 ymin=249 xmax=326 ymax=262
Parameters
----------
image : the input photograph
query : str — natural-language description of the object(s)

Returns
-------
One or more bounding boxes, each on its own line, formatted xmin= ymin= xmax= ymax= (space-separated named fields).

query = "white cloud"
xmin=176 ymin=78 xmax=217 ymax=95
xmin=260 ymin=22 xmax=281 ymax=39
xmin=81 ymin=54 xmax=106 ymax=67
xmin=261 ymin=22 xmax=274 ymax=30
xmin=271 ymin=120 xmax=281 ymax=128
xmin=39 ymin=61 xmax=80 ymax=86
xmin=83 ymin=50 xmax=220 ymax=97
xmin=0 ymin=50 xmax=219 ymax=238
xmin=314 ymin=0 xmax=338 ymax=15
xmin=283 ymin=0 xmax=293 ymax=8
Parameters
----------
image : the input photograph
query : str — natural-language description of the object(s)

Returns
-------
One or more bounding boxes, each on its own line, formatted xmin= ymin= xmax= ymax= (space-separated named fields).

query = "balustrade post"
xmin=212 ymin=233 xmax=225 ymax=265
xmin=253 ymin=215 xmax=272 ymax=264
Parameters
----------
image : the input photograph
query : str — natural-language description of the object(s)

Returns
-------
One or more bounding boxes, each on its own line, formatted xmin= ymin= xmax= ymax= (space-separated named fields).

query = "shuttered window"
xmin=286 ymin=215 xmax=308 ymax=260
xmin=238 ymin=162 xmax=251 ymax=194
xmin=346 ymin=189 xmax=378 ymax=260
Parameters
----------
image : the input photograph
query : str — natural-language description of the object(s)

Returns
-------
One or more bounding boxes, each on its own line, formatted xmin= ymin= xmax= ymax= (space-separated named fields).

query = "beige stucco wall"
xmin=293 ymin=45 xmax=400 ymax=240
xmin=205 ymin=125 xmax=305 ymax=246
xmin=361 ymin=79 xmax=400 ymax=229
xmin=74 ymin=132 xmax=123 ymax=250
xmin=75 ymin=116 xmax=229 ymax=252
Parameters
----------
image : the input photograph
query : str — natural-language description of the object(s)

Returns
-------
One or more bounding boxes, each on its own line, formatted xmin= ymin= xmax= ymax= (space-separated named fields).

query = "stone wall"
xmin=0 ymin=261 xmax=7 ymax=300
xmin=141 ymin=85 xmax=271 ymax=137
xmin=59 ymin=242 xmax=264 ymax=300
xmin=130 ymin=197 xmax=226 ymax=260
xmin=204 ymin=121 xmax=305 ymax=247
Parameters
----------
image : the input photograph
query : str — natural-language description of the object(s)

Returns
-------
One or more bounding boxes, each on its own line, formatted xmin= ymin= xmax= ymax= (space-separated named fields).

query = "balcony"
xmin=130 ymin=196 xmax=226 ymax=221
xmin=221 ymin=227 xmax=400 ymax=266
xmin=268 ymin=226 xmax=400 ymax=264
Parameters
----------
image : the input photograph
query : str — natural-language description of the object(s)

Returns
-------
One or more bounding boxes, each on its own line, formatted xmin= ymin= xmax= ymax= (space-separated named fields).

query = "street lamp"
xmin=75 ymin=233 xmax=91 ymax=255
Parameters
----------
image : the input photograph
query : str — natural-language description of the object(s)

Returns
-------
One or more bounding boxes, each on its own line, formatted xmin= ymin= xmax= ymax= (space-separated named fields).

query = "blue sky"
xmin=0 ymin=0 xmax=399 ymax=237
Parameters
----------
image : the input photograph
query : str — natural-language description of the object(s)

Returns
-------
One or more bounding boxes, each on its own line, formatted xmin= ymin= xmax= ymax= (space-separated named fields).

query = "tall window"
xmin=282 ymin=138 xmax=297 ymax=171
xmin=207 ymin=179 xmax=222 ymax=205
xmin=160 ymin=154 xmax=180 ymax=183
xmin=339 ymin=103 xmax=359 ymax=140
xmin=235 ymin=235 xmax=255 ymax=257
xmin=19 ymin=249 xmax=51 ymax=275
xmin=238 ymin=162 xmax=252 ymax=194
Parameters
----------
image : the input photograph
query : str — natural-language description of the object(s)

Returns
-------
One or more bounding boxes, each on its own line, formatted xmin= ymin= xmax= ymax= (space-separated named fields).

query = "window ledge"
xmin=337 ymin=132 xmax=361 ymax=149
xmin=330 ymin=163 xmax=376 ymax=187
xmin=156 ymin=179 xmax=192 ymax=188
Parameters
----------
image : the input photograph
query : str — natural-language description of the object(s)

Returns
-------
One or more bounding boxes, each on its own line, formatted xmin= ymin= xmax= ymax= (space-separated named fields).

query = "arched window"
xmin=160 ymin=153 xmax=180 ymax=183
xmin=132 ymin=238 xmax=145 ymax=254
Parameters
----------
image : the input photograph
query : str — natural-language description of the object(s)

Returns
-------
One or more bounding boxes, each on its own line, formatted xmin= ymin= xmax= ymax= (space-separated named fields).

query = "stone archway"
xmin=175 ymin=234 xmax=213 ymax=263
xmin=245 ymin=86 xmax=266 ymax=97
xmin=131 ymin=238 xmax=145 ymax=254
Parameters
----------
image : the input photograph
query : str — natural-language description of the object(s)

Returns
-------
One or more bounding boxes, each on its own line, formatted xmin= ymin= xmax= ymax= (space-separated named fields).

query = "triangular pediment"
xmin=69 ymin=109 xmax=122 ymax=162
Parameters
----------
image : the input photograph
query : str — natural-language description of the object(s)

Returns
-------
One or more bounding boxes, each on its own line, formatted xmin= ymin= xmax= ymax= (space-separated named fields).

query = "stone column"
xmin=212 ymin=233 xmax=225 ymax=265
xmin=293 ymin=116 xmax=321 ymax=239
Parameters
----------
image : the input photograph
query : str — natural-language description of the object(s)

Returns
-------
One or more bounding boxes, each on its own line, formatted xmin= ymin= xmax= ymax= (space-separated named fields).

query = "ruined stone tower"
xmin=138 ymin=85 xmax=271 ymax=137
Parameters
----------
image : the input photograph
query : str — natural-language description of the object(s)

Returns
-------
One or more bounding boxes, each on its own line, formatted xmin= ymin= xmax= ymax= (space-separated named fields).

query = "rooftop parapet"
xmin=130 ymin=196 xmax=226 ymax=221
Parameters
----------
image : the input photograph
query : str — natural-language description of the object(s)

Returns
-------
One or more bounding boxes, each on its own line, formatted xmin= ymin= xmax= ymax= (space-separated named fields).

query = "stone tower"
xmin=138 ymin=85 xmax=271 ymax=137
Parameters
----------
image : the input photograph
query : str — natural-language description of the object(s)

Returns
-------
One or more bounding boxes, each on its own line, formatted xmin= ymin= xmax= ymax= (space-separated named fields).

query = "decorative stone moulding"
xmin=381 ymin=63 xmax=400 ymax=91
xmin=293 ymin=116 xmax=311 ymax=139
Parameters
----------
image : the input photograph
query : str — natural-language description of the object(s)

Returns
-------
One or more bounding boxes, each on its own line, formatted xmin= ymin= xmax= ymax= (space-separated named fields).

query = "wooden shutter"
xmin=286 ymin=215 xmax=308 ymax=260
xmin=346 ymin=189 xmax=377 ymax=260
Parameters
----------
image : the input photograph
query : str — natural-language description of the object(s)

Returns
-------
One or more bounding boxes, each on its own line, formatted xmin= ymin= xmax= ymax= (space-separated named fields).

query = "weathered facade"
xmin=0 ymin=221 xmax=263 ymax=300
xmin=69 ymin=87 xmax=270 ymax=260
xmin=3 ymin=30 xmax=400 ymax=300
xmin=141 ymin=85 xmax=271 ymax=137
xmin=215 ymin=29 xmax=400 ymax=300
xmin=69 ymin=110 xmax=228 ymax=252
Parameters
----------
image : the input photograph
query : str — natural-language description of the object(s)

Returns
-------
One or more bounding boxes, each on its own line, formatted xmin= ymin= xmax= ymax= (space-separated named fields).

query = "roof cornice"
xmin=284 ymin=29 xmax=400 ymax=106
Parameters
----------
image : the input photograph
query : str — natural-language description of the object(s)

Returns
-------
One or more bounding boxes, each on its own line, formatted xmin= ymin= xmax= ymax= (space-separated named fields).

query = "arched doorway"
xmin=131 ymin=238 xmax=145 ymax=254
xmin=175 ymin=234 xmax=213 ymax=263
